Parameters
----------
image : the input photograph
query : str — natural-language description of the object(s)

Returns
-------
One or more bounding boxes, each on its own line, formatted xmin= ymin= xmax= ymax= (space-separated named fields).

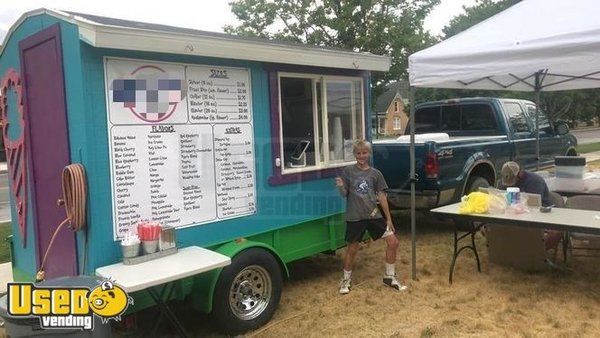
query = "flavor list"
xmin=180 ymin=131 xmax=213 ymax=213
xmin=112 ymin=133 xmax=147 ymax=238
xmin=109 ymin=124 xmax=255 ymax=239
xmin=147 ymin=128 xmax=181 ymax=227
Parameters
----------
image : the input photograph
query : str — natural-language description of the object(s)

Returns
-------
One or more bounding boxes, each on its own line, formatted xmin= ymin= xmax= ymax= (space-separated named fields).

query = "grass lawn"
xmin=588 ymin=159 xmax=600 ymax=170
xmin=129 ymin=211 xmax=600 ymax=337
xmin=0 ymin=222 xmax=11 ymax=263
xmin=576 ymin=141 xmax=600 ymax=154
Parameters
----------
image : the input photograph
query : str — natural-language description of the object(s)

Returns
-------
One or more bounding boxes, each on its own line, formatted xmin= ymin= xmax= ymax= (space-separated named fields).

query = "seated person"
xmin=500 ymin=161 xmax=562 ymax=252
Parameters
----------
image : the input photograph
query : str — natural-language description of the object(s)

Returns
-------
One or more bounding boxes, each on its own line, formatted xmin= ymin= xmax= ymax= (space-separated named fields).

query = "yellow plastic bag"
xmin=458 ymin=191 xmax=491 ymax=214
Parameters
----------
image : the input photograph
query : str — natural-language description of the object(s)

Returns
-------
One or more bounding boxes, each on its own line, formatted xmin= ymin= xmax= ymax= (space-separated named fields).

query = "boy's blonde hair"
xmin=352 ymin=139 xmax=372 ymax=154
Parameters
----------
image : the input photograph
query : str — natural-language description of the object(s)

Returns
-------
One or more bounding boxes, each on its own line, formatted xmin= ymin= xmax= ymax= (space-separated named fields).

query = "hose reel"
xmin=36 ymin=163 xmax=87 ymax=281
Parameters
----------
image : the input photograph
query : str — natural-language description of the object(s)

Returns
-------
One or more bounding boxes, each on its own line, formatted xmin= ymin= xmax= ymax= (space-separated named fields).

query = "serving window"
xmin=277 ymin=73 xmax=365 ymax=175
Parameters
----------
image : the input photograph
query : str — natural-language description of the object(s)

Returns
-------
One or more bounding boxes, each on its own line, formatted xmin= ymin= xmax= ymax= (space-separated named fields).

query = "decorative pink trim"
xmin=1 ymin=68 xmax=28 ymax=247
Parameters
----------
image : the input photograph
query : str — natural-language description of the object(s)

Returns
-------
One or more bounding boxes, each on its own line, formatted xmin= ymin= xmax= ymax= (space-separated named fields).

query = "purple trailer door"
xmin=19 ymin=24 xmax=77 ymax=278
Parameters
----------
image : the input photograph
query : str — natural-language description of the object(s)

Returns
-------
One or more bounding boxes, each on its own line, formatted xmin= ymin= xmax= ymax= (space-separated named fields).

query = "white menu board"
xmin=105 ymin=58 xmax=256 ymax=240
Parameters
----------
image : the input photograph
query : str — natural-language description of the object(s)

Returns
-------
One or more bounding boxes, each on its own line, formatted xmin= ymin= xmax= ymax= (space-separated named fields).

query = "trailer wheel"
xmin=465 ymin=175 xmax=490 ymax=194
xmin=212 ymin=248 xmax=282 ymax=334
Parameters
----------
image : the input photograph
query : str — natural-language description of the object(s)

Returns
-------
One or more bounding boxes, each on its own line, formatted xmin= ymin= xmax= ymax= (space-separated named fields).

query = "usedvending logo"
xmin=6 ymin=279 xmax=133 ymax=330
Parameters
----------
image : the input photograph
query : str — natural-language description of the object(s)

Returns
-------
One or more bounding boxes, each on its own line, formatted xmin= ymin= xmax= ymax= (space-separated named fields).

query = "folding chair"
xmin=565 ymin=195 xmax=600 ymax=259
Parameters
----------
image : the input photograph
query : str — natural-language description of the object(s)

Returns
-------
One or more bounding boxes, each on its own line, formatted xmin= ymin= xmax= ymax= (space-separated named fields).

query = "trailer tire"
xmin=465 ymin=175 xmax=490 ymax=194
xmin=212 ymin=248 xmax=282 ymax=335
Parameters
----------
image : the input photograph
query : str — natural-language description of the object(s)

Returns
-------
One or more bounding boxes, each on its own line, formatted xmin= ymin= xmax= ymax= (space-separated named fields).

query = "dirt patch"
xmin=128 ymin=212 xmax=600 ymax=337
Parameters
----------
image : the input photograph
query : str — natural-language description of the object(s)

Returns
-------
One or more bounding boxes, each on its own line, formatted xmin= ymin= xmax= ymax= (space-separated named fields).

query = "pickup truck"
xmin=372 ymin=97 xmax=577 ymax=209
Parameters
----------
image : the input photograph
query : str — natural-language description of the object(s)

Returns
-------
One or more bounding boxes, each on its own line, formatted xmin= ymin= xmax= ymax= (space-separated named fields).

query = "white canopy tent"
xmin=405 ymin=0 xmax=600 ymax=279
xmin=410 ymin=0 xmax=600 ymax=91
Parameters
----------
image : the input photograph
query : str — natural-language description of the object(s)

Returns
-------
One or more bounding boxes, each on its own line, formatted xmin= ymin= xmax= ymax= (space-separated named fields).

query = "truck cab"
xmin=373 ymin=97 xmax=577 ymax=209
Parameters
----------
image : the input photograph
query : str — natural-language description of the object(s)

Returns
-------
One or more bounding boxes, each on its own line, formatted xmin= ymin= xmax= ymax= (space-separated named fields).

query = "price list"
xmin=214 ymin=124 xmax=256 ymax=218
xmin=187 ymin=66 xmax=251 ymax=123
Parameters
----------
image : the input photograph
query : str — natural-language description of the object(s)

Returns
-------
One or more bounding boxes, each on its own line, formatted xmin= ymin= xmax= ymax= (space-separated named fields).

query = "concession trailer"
xmin=0 ymin=8 xmax=390 ymax=333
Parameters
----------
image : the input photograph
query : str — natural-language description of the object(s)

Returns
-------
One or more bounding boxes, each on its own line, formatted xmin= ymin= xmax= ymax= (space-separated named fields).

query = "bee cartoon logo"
xmin=6 ymin=279 xmax=133 ymax=330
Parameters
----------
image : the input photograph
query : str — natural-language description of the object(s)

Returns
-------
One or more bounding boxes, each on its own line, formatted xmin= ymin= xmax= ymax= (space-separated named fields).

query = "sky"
xmin=0 ymin=0 xmax=478 ymax=44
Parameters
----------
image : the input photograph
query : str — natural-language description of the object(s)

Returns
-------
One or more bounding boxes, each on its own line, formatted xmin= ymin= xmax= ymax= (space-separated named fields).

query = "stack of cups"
xmin=137 ymin=221 xmax=161 ymax=254
xmin=121 ymin=233 xmax=140 ymax=258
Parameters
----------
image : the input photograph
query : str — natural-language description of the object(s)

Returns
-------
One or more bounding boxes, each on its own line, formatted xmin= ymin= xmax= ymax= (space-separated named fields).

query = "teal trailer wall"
xmin=78 ymin=47 xmax=352 ymax=274
xmin=2 ymin=14 xmax=374 ymax=280
xmin=0 ymin=15 xmax=90 ymax=281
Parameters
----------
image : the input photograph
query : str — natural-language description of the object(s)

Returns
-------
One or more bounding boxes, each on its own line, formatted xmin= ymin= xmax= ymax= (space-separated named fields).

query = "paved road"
xmin=572 ymin=128 xmax=600 ymax=145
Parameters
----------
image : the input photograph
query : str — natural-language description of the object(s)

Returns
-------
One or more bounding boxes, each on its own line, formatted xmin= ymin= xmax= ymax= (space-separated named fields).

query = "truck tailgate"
xmin=372 ymin=140 xmax=429 ymax=190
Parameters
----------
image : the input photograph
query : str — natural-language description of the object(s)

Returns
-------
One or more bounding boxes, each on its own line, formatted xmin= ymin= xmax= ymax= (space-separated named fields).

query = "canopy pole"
xmin=534 ymin=71 xmax=542 ymax=171
xmin=409 ymin=86 xmax=417 ymax=280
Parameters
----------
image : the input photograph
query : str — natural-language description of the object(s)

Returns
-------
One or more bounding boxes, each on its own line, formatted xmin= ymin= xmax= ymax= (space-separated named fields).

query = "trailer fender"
xmin=190 ymin=240 xmax=289 ymax=314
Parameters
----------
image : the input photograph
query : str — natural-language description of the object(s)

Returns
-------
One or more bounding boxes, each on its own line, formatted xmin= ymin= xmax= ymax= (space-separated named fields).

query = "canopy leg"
xmin=409 ymin=86 xmax=417 ymax=280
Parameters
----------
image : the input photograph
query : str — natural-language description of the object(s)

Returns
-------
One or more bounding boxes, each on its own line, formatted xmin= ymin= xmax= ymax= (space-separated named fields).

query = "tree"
xmin=442 ymin=0 xmax=521 ymax=39
xmin=225 ymin=0 xmax=440 ymax=96
xmin=546 ymin=89 xmax=600 ymax=126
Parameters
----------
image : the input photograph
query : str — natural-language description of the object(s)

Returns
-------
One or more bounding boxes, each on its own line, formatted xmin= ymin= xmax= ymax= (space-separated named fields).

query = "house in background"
xmin=373 ymin=81 xmax=409 ymax=137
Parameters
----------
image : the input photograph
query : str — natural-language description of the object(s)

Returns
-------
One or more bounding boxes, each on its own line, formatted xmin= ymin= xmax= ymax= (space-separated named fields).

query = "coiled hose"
xmin=36 ymin=164 xmax=87 ymax=281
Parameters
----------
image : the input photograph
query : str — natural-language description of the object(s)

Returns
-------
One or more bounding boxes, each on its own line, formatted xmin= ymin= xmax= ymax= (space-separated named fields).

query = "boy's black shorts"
xmin=345 ymin=218 xmax=388 ymax=243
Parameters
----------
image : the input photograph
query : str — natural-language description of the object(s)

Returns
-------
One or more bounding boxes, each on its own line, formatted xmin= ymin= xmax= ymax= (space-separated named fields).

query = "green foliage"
xmin=576 ymin=142 xmax=600 ymax=154
xmin=0 ymin=222 xmax=11 ymax=263
xmin=225 ymin=0 xmax=441 ymax=96
xmin=414 ymin=87 xmax=530 ymax=106
xmin=542 ymin=89 xmax=600 ymax=125
xmin=442 ymin=0 xmax=521 ymax=39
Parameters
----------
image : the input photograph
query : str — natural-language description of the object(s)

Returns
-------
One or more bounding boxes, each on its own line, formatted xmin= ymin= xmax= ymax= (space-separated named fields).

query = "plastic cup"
xmin=121 ymin=243 xmax=140 ymax=258
xmin=142 ymin=240 xmax=159 ymax=254
xmin=506 ymin=187 xmax=521 ymax=205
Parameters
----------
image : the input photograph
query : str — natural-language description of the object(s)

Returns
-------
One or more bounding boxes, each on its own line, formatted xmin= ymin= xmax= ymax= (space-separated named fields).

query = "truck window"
xmin=415 ymin=106 xmax=440 ymax=133
xmin=525 ymin=104 xmax=550 ymax=130
xmin=461 ymin=104 xmax=498 ymax=131
xmin=504 ymin=102 xmax=530 ymax=133
xmin=279 ymin=74 xmax=364 ymax=173
xmin=440 ymin=105 xmax=460 ymax=131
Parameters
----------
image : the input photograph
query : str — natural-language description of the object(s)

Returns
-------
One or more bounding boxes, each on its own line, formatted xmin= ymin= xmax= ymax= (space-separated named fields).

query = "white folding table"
xmin=96 ymin=246 xmax=231 ymax=337
xmin=432 ymin=203 xmax=600 ymax=235
xmin=431 ymin=203 xmax=600 ymax=283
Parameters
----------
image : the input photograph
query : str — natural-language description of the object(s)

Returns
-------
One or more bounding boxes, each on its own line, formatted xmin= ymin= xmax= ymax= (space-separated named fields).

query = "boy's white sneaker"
xmin=383 ymin=274 xmax=408 ymax=291
xmin=339 ymin=278 xmax=351 ymax=294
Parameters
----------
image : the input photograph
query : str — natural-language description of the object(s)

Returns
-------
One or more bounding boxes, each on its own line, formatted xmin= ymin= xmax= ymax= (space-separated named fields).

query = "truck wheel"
xmin=465 ymin=175 xmax=490 ymax=194
xmin=212 ymin=248 xmax=283 ymax=334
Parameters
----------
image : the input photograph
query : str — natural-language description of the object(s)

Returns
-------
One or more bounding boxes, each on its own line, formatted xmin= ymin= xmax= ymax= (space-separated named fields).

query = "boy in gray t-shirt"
xmin=335 ymin=140 xmax=407 ymax=294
